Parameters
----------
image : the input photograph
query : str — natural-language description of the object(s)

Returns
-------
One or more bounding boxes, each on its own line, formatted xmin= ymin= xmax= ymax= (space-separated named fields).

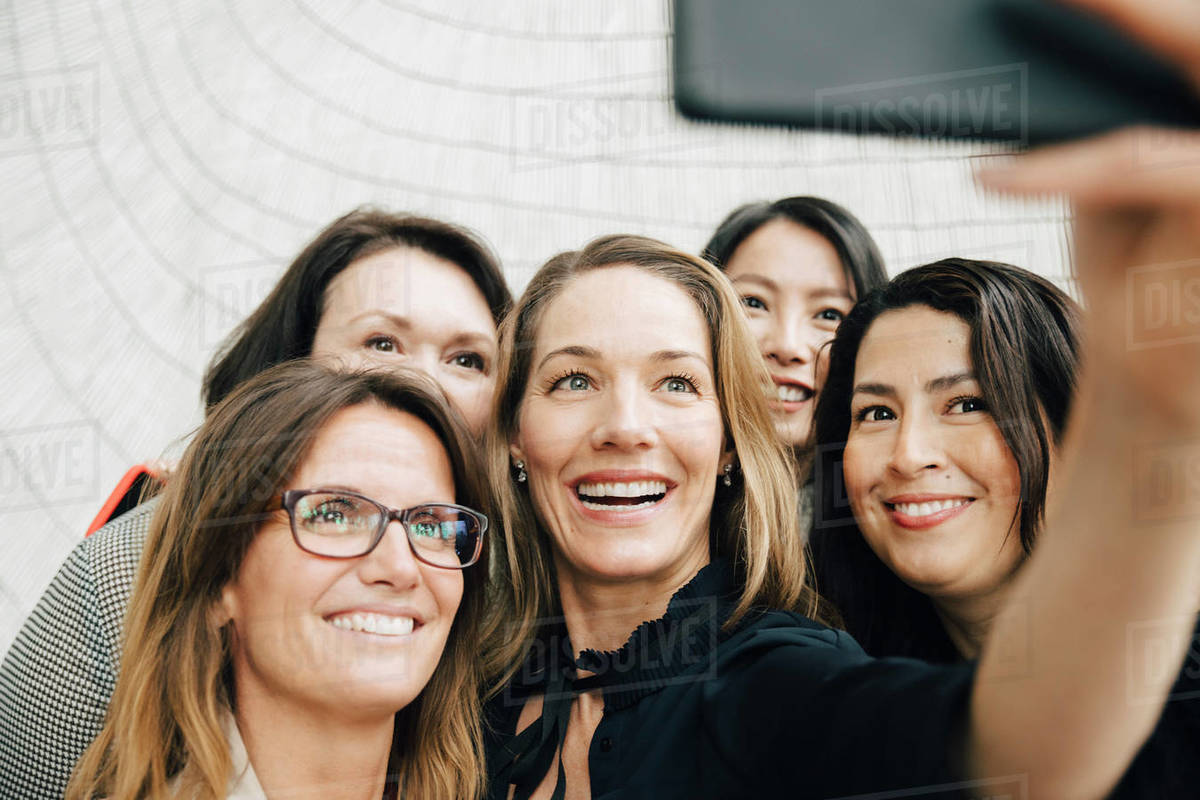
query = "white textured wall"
xmin=0 ymin=0 xmax=1069 ymax=651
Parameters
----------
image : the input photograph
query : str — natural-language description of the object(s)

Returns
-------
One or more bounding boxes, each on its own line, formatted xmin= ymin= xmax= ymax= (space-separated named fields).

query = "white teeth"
xmin=893 ymin=499 xmax=969 ymax=517
xmin=327 ymin=612 xmax=415 ymax=636
xmin=576 ymin=480 xmax=667 ymax=498
xmin=775 ymin=384 xmax=812 ymax=403
xmin=580 ymin=498 xmax=659 ymax=512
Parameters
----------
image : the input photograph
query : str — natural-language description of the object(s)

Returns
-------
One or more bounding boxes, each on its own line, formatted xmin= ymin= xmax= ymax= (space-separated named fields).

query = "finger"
xmin=1058 ymin=0 xmax=1200 ymax=81
xmin=977 ymin=127 xmax=1200 ymax=206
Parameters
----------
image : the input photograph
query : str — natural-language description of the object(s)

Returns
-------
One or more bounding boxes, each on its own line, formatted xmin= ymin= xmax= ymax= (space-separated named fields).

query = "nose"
xmin=762 ymin=312 xmax=816 ymax=367
xmin=357 ymin=520 xmax=422 ymax=589
xmin=589 ymin=379 xmax=659 ymax=451
xmin=887 ymin=412 xmax=946 ymax=478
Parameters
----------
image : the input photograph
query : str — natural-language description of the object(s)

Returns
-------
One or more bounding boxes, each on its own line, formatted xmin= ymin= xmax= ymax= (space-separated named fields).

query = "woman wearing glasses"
xmin=67 ymin=361 xmax=490 ymax=799
xmin=1 ymin=208 xmax=510 ymax=799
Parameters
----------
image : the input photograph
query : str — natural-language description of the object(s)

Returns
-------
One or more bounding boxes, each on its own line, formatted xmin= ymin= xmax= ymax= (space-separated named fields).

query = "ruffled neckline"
xmin=513 ymin=559 xmax=737 ymax=712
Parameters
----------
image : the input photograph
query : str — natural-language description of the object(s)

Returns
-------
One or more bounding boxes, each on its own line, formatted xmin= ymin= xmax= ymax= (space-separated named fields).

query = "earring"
xmin=515 ymin=460 xmax=527 ymax=483
xmin=722 ymin=463 xmax=733 ymax=487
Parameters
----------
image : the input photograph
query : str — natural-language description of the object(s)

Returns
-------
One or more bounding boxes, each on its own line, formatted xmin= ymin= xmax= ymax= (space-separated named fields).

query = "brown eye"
xmin=366 ymin=336 xmax=397 ymax=353
xmin=452 ymin=352 xmax=486 ymax=372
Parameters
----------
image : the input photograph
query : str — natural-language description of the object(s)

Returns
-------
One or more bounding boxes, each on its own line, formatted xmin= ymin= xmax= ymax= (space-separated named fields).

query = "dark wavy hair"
xmin=702 ymin=196 xmax=887 ymax=300
xmin=809 ymin=258 xmax=1081 ymax=660
xmin=202 ymin=208 xmax=511 ymax=410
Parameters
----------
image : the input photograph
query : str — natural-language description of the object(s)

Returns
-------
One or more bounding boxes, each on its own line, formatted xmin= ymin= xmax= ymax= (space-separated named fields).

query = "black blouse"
xmin=485 ymin=561 xmax=982 ymax=800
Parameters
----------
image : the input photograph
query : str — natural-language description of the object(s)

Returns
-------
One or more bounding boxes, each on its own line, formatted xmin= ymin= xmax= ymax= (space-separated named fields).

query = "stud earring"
xmin=722 ymin=463 xmax=733 ymax=487
xmin=515 ymin=460 xmax=527 ymax=483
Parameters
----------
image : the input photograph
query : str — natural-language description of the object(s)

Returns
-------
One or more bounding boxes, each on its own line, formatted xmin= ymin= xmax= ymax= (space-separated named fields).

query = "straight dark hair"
xmin=809 ymin=258 xmax=1081 ymax=660
xmin=702 ymin=196 xmax=887 ymax=300
xmin=202 ymin=208 xmax=511 ymax=410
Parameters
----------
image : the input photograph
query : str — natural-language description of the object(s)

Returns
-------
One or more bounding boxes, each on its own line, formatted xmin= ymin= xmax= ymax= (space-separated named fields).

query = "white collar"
xmin=222 ymin=713 xmax=269 ymax=800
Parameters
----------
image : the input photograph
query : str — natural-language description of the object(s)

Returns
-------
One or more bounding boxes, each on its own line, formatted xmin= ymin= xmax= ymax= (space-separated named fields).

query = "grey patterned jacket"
xmin=0 ymin=500 xmax=157 ymax=800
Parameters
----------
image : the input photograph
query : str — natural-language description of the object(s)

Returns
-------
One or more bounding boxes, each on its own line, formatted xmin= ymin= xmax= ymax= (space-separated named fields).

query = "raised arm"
xmin=972 ymin=1 xmax=1200 ymax=796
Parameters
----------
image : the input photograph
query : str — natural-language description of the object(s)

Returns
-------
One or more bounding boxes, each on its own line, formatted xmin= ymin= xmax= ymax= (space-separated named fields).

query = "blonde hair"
xmin=67 ymin=362 xmax=488 ymax=800
xmin=481 ymin=234 xmax=828 ymax=692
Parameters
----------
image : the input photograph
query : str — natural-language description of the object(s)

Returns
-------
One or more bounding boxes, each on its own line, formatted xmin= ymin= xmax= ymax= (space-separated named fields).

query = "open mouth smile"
xmin=568 ymin=472 xmax=677 ymax=522
xmin=769 ymin=376 xmax=814 ymax=407
xmin=883 ymin=496 xmax=974 ymax=529
xmin=575 ymin=479 xmax=669 ymax=511
xmin=324 ymin=612 xmax=421 ymax=637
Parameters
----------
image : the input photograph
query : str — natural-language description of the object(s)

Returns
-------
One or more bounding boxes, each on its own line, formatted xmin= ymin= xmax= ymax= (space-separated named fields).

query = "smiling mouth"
xmin=885 ymin=498 xmax=972 ymax=517
xmin=325 ymin=612 xmax=418 ymax=636
xmin=771 ymin=381 xmax=813 ymax=404
xmin=576 ymin=480 xmax=668 ymax=511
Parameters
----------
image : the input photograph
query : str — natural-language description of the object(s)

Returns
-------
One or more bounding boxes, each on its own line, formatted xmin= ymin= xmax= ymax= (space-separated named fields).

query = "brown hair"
xmin=202 ymin=208 xmax=511 ymax=411
xmin=481 ymin=234 xmax=828 ymax=692
xmin=68 ymin=361 xmax=490 ymax=799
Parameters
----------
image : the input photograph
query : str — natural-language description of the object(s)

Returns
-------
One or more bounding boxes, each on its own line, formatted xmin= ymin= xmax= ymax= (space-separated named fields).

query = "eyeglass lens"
xmin=291 ymin=492 xmax=480 ymax=566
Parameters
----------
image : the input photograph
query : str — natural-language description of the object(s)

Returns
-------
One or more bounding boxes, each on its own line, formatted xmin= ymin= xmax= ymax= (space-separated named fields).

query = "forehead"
xmin=534 ymin=266 xmax=712 ymax=362
xmin=725 ymin=218 xmax=849 ymax=295
xmin=855 ymin=306 xmax=972 ymax=383
xmin=292 ymin=403 xmax=454 ymax=496
xmin=322 ymin=246 xmax=495 ymax=330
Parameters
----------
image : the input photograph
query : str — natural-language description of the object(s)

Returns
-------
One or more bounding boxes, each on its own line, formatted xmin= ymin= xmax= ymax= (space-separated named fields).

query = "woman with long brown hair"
xmin=67 ymin=361 xmax=491 ymax=799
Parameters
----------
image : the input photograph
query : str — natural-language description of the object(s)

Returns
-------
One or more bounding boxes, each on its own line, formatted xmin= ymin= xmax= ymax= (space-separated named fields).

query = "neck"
xmin=930 ymin=582 xmax=1011 ymax=660
xmin=554 ymin=553 xmax=711 ymax=657
xmin=233 ymin=686 xmax=394 ymax=800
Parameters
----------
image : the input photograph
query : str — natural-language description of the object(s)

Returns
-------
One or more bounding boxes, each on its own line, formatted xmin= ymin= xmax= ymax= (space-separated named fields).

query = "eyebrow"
xmin=346 ymin=310 xmax=495 ymax=346
xmin=536 ymin=346 xmax=708 ymax=371
xmin=852 ymin=371 xmax=976 ymax=399
xmin=730 ymin=273 xmax=778 ymax=291
xmin=730 ymin=274 xmax=853 ymax=301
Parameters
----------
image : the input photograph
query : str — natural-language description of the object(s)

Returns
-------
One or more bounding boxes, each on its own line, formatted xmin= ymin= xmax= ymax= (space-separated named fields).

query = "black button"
xmin=599 ymin=737 xmax=614 ymax=753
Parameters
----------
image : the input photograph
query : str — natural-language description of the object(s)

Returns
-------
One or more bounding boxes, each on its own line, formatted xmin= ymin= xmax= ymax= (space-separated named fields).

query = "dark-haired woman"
xmin=810 ymin=258 xmax=1199 ymax=796
xmin=67 ymin=362 xmax=490 ymax=799
xmin=0 ymin=208 xmax=511 ymax=799
xmin=703 ymin=196 xmax=887 ymax=457
xmin=810 ymin=258 xmax=1081 ymax=663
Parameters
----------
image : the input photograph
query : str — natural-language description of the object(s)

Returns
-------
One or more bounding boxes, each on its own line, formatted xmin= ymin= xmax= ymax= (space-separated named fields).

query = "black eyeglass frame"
xmin=271 ymin=488 xmax=487 ymax=569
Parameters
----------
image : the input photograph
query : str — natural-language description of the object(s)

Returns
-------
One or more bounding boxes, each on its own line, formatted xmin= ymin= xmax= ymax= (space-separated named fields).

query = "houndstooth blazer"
xmin=0 ymin=500 xmax=157 ymax=800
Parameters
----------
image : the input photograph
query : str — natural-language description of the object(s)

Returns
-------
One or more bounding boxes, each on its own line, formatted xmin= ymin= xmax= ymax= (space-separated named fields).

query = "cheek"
xmin=426 ymin=568 xmax=465 ymax=621
xmin=842 ymin=435 xmax=881 ymax=503
xmin=517 ymin=402 xmax=585 ymax=474
xmin=441 ymin=375 xmax=496 ymax=432
xmin=743 ymin=316 xmax=771 ymax=352
xmin=959 ymin=428 xmax=1023 ymax=504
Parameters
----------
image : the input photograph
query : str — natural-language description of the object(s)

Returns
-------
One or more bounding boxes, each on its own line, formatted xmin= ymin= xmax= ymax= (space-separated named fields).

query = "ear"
xmin=509 ymin=440 xmax=525 ymax=466
xmin=719 ymin=449 xmax=736 ymax=474
xmin=211 ymin=582 xmax=237 ymax=629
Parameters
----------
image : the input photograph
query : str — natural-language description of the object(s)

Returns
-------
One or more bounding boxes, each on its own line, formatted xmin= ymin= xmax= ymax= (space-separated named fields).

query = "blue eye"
xmin=661 ymin=376 xmax=698 ymax=393
xmin=816 ymin=308 xmax=845 ymax=322
xmin=740 ymin=295 xmax=767 ymax=311
xmin=551 ymin=373 xmax=592 ymax=392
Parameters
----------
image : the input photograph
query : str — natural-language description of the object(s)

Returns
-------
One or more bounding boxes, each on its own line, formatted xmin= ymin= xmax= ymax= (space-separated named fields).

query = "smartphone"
xmin=673 ymin=0 xmax=1200 ymax=144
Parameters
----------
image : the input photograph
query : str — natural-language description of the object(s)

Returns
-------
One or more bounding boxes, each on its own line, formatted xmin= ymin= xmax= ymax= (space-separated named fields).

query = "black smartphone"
xmin=673 ymin=0 xmax=1200 ymax=145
